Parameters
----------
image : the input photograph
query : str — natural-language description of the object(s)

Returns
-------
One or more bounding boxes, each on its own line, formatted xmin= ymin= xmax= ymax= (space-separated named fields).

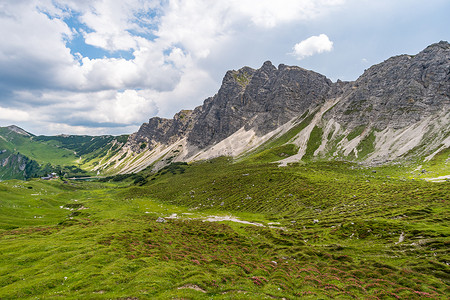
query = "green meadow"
xmin=0 ymin=157 xmax=448 ymax=299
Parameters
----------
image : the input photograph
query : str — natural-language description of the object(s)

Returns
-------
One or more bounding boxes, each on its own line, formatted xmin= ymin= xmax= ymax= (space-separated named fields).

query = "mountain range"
xmin=1 ymin=41 xmax=449 ymax=180
xmin=1 ymin=41 xmax=449 ymax=299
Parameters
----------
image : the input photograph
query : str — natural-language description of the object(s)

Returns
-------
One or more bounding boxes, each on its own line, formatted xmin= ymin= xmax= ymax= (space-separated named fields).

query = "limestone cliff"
xmin=102 ymin=41 xmax=449 ymax=173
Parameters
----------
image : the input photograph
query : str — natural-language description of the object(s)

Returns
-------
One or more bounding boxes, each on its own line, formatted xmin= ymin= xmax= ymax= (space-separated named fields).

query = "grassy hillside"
xmin=0 ymin=127 xmax=78 ymax=166
xmin=0 ymin=151 xmax=42 ymax=180
xmin=32 ymin=134 xmax=129 ymax=174
xmin=0 ymin=158 xmax=448 ymax=299
xmin=0 ymin=126 xmax=129 ymax=180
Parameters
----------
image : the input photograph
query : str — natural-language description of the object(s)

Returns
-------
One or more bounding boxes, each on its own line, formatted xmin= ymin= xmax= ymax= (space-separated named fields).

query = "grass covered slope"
xmin=33 ymin=134 xmax=129 ymax=172
xmin=0 ymin=127 xmax=78 ymax=166
xmin=0 ymin=126 xmax=129 ymax=180
xmin=0 ymin=127 xmax=78 ymax=180
xmin=0 ymin=159 xmax=449 ymax=299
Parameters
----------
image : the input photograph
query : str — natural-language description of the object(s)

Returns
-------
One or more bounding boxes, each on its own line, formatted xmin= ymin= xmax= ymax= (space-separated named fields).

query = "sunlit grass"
xmin=0 ymin=159 xmax=448 ymax=299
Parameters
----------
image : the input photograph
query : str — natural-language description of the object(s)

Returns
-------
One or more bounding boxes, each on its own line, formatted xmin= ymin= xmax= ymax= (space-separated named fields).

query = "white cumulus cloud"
xmin=97 ymin=90 xmax=157 ymax=124
xmin=0 ymin=107 xmax=30 ymax=122
xmin=229 ymin=0 xmax=346 ymax=28
xmin=292 ymin=34 xmax=334 ymax=60
xmin=0 ymin=0 xmax=347 ymax=134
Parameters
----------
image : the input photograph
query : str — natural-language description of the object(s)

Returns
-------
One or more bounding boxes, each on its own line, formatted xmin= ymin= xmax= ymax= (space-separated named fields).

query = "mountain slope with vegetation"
xmin=93 ymin=41 xmax=449 ymax=174
xmin=1 ymin=42 xmax=448 ymax=179
xmin=0 ymin=126 xmax=128 ymax=180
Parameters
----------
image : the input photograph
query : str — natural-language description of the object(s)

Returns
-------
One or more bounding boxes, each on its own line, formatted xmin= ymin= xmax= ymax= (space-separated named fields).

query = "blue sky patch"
xmin=64 ymin=13 xmax=135 ymax=60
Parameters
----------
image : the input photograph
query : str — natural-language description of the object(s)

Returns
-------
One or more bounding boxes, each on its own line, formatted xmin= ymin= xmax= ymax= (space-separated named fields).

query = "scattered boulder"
xmin=156 ymin=217 xmax=167 ymax=223
xmin=177 ymin=284 xmax=206 ymax=293
xmin=395 ymin=232 xmax=405 ymax=244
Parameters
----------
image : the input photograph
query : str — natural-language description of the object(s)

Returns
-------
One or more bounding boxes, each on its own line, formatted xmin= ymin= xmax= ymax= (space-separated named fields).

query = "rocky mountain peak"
xmin=423 ymin=40 xmax=449 ymax=51
xmin=117 ymin=42 xmax=449 ymax=172
xmin=6 ymin=125 xmax=33 ymax=137
xmin=325 ymin=40 xmax=450 ymax=131
xmin=260 ymin=60 xmax=277 ymax=72
xmin=185 ymin=60 xmax=333 ymax=149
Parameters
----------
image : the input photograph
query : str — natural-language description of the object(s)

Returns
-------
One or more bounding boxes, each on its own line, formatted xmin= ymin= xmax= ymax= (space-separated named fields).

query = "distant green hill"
xmin=0 ymin=126 xmax=78 ymax=165
xmin=0 ymin=126 xmax=128 ymax=180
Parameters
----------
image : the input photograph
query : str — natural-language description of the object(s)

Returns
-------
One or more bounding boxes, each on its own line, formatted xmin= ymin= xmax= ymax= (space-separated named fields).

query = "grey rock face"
xmin=324 ymin=41 xmax=450 ymax=130
xmin=127 ymin=60 xmax=334 ymax=152
xmin=126 ymin=109 xmax=199 ymax=152
xmin=187 ymin=61 xmax=333 ymax=148
xmin=128 ymin=41 xmax=449 ymax=159
xmin=6 ymin=125 xmax=33 ymax=137
xmin=0 ymin=151 xmax=36 ymax=179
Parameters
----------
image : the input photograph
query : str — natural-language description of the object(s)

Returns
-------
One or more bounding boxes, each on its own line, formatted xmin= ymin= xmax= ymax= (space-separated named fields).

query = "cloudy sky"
xmin=0 ymin=0 xmax=449 ymax=135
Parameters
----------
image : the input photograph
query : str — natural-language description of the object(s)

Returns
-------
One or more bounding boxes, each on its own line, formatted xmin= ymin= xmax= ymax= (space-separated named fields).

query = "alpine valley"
xmin=0 ymin=42 xmax=448 ymax=299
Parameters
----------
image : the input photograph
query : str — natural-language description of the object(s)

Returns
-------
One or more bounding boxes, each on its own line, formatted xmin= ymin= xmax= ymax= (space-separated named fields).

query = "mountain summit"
xmin=44 ymin=42 xmax=450 ymax=174
xmin=6 ymin=125 xmax=33 ymax=137
xmin=0 ymin=42 xmax=449 ymax=178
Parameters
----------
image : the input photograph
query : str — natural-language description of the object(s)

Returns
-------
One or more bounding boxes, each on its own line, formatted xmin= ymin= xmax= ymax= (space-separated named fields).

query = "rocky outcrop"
xmin=112 ymin=41 xmax=449 ymax=172
xmin=6 ymin=125 xmax=33 ymax=137
xmin=324 ymin=41 xmax=450 ymax=131
xmin=126 ymin=61 xmax=334 ymax=153
xmin=126 ymin=109 xmax=199 ymax=152
xmin=187 ymin=62 xmax=333 ymax=149
xmin=0 ymin=151 xmax=40 ymax=180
